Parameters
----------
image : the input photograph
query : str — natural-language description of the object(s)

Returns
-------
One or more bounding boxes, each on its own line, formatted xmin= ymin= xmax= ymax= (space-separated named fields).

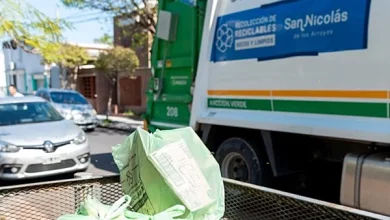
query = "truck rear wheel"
xmin=215 ymin=137 xmax=269 ymax=186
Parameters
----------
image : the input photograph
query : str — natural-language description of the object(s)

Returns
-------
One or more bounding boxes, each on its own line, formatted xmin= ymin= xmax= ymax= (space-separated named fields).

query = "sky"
xmin=28 ymin=0 xmax=113 ymax=44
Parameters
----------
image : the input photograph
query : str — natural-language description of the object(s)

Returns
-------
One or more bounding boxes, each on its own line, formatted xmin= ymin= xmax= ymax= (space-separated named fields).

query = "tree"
xmin=61 ymin=0 xmax=157 ymax=47
xmin=43 ymin=44 xmax=89 ymax=89
xmin=95 ymin=46 xmax=139 ymax=116
xmin=1 ymin=0 xmax=69 ymax=54
xmin=94 ymin=33 xmax=113 ymax=45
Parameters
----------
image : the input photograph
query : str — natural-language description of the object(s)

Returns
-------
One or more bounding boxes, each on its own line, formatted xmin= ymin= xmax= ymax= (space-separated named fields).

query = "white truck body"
xmin=191 ymin=0 xmax=390 ymax=144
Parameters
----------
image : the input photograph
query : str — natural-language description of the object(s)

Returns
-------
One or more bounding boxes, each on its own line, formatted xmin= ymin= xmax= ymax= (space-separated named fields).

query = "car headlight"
xmin=57 ymin=108 xmax=72 ymax=120
xmin=72 ymin=110 xmax=83 ymax=120
xmin=72 ymin=131 xmax=87 ymax=145
xmin=0 ymin=142 xmax=20 ymax=153
xmin=65 ymin=113 xmax=73 ymax=120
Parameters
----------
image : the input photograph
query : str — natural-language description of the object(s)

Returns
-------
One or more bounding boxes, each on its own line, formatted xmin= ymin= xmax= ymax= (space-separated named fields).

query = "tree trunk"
xmin=68 ymin=66 xmax=79 ymax=90
xmin=106 ymin=86 xmax=113 ymax=120
xmin=106 ymin=77 xmax=117 ymax=120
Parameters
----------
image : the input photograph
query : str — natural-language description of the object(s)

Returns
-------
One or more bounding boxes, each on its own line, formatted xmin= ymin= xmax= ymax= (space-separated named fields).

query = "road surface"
xmin=86 ymin=127 xmax=130 ymax=176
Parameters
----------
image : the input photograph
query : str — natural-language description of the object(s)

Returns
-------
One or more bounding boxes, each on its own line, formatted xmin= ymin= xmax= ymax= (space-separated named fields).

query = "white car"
xmin=36 ymin=88 xmax=98 ymax=131
xmin=0 ymin=96 xmax=90 ymax=180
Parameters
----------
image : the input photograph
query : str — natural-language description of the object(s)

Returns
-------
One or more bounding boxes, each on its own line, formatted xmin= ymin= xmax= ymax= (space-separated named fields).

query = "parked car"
xmin=0 ymin=96 xmax=90 ymax=180
xmin=36 ymin=88 xmax=98 ymax=131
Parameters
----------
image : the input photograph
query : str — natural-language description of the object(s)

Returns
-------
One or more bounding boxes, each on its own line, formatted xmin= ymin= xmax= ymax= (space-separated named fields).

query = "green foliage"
xmin=94 ymin=33 xmax=113 ymax=45
xmin=95 ymin=46 xmax=139 ymax=83
xmin=123 ymin=109 xmax=135 ymax=116
xmin=0 ymin=0 xmax=69 ymax=54
xmin=43 ymin=43 xmax=89 ymax=69
xmin=95 ymin=46 xmax=139 ymax=115
xmin=61 ymin=0 xmax=157 ymax=34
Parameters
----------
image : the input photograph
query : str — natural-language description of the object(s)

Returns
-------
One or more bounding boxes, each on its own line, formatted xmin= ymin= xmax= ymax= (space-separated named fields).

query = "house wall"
xmin=76 ymin=68 xmax=118 ymax=114
xmin=50 ymin=66 xmax=61 ymax=89
xmin=0 ymin=52 xmax=6 ymax=97
xmin=2 ymin=45 xmax=61 ymax=93
xmin=114 ymin=15 xmax=152 ymax=113
xmin=95 ymin=71 xmax=114 ymax=114
xmin=3 ymin=46 xmax=44 ymax=93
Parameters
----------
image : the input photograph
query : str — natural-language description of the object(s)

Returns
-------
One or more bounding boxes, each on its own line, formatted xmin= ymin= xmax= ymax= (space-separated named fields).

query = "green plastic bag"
xmin=57 ymin=195 xmax=187 ymax=220
xmin=112 ymin=127 xmax=225 ymax=220
xmin=58 ymin=195 xmax=131 ymax=220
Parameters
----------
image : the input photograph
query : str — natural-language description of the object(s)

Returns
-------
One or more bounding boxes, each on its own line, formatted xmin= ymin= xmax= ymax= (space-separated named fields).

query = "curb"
xmin=97 ymin=125 xmax=135 ymax=132
xmin=97 ymin=121 xmax=142 ymax=132
xmin=96 ymin=115 xmax=143 ymax=132
xmin=96 ymin=115 xmax=143 ymax=125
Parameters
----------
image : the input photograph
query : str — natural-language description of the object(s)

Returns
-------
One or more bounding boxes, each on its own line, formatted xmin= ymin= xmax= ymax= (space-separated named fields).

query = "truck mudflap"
xmin=0 ymin=175 xmax=388 ymax=220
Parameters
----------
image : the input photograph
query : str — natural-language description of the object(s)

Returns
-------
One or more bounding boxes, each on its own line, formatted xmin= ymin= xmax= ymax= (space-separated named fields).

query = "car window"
xmin=0 ymin=102 xmax=63 ymax=126
xmin=50 ymin=92 xmax=88 ymax=105
xmin=42 ymin=92 xmax=51 ymax=101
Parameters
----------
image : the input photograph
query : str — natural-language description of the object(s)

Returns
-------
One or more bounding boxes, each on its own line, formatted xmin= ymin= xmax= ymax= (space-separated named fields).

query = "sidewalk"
xmin=97 ymin=115 xmax=143 ymax=131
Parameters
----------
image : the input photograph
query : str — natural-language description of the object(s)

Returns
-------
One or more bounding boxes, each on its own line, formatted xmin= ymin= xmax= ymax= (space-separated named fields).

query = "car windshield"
xmin=0 ymin=102 xmax=63 ymax=126
xmin=50 ymin=92 xmax=88 ymax=105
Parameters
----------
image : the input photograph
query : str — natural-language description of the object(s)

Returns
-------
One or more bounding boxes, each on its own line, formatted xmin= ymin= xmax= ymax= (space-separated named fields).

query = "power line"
xmin=63 ymin=11 xmax=104 ymax=20
xmin=70 ymin=15 xmax=114 ymax=24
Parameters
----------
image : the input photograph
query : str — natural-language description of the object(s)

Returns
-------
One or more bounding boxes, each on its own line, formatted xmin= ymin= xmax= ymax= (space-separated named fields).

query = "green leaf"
xmin=1 ymin=0 xmax=70 ymax=58
xmin=95 ymin=46 xmax=139 ymax=82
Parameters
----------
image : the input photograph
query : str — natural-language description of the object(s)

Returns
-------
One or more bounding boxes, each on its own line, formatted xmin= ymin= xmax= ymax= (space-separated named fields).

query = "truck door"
xmin=145 ymin=0 xmax=207 ymax=132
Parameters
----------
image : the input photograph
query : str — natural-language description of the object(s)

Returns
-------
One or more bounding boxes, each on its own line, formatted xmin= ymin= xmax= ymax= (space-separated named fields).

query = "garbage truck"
xmin=144 ymin=0 xmax=390 ymax=217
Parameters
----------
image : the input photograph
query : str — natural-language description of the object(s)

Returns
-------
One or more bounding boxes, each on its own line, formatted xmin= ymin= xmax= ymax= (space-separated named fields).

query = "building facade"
xmin=114 ymin=15 xmax=153 ymax=113
xmin=1 ymin=41 xmax=112 ymax=114
xmin=0 ymin=52 xmax=6 ymax=97
xmin=2 ymin=40 xmax=60 ymax=94
xmin=68 ymin=43 xmax=113 ymax=113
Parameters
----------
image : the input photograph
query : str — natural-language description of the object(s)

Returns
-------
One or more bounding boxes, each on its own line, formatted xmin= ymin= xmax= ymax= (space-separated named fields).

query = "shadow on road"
xmin=90 ymin=153 xmax=119 ymax=174
xmin=87 ymin=127 xmax=135 ymax=136
xmin=0 ymin=173 xmax=75 ymax=187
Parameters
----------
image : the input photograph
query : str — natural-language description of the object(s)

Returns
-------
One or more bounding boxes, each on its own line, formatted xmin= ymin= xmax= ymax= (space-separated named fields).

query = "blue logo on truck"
xmin=210 ymin=0 xmax=371 ymax=62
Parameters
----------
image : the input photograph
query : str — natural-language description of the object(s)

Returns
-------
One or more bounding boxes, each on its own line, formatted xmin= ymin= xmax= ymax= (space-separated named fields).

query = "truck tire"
xmin=216 ymin=137 xmax=269 ymax=186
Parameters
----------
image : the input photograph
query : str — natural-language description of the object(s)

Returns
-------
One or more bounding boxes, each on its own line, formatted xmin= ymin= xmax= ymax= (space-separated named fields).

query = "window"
xmin=42 ymin=92 xmax=51 ymax=101
xmin=50 ymin=92 xmax=88 ymax=105
xmin=81 ymin=76 xmax=96 ymax=99
xmin=0 ymin=102 xmax=63 ymax=126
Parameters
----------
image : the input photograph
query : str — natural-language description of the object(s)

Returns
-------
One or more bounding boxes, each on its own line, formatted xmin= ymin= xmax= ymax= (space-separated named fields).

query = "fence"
xmin=0 ymin=175 xmax=388 ymax=220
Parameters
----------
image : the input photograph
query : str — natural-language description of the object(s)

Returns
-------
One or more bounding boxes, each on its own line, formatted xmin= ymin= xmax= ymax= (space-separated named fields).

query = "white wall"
xmin=0 ymin=52 xmax=6 ymax=97
xmin=50 ymin=66 xmax=61 ymax=88
xmin=3 ymin=46 xmax=45 ymax=93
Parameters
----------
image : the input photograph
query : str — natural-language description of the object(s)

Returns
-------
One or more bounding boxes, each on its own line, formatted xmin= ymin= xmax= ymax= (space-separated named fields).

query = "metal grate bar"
xmin=0 ymin=176 xmax=388 ymax=220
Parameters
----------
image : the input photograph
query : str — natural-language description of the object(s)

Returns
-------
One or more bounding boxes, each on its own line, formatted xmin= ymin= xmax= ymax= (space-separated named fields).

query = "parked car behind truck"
xmin=36 ymin=88 xmax=98 ymax=131
xmin=0 ymin=96 xmax=90 ymax=180
xmin=145 ymin=0 xmax=390 ymax=217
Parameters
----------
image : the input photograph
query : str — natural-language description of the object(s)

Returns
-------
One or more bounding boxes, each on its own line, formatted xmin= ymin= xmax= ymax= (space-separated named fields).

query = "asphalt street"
xmin=86 ymin=127 xmax=131 ymax=176
xmin=0 ymin=127 xmax=131 ymax=187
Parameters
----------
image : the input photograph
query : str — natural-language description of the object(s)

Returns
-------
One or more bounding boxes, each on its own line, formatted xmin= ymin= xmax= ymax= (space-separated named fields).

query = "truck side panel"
xmin=191 ymin=0 xmax=390 ymax=143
